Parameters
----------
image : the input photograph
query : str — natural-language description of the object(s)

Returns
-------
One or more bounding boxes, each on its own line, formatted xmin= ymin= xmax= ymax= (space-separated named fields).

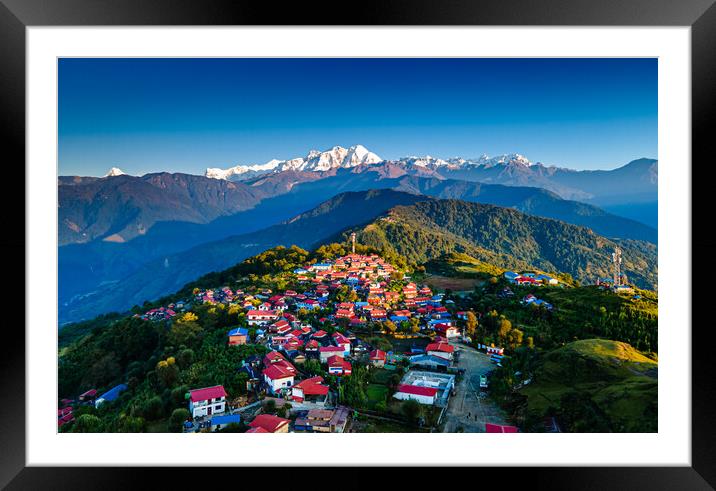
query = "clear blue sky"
xmin=58 ymin=58 xmax=657 ymax=176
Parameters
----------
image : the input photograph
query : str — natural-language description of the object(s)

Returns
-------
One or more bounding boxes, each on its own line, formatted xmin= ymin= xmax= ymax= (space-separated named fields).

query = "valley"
xmin=58 ymin=149 xmax=657 ymax=324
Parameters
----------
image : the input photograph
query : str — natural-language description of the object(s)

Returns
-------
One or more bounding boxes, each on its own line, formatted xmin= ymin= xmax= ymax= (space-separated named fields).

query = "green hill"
xmin=518 ymin=339 xmax=657 ymax=432
xmin=339 ymin=199 xmax=657 ymax=290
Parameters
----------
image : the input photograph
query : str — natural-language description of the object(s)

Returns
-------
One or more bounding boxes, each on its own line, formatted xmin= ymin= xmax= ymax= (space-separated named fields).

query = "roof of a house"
xmin=97 ymin=383 xmax=127 ymax=402
xmin=227 ymin=327 xmax=249 ymax=337
xmin=397 ymin=384 xmax=438 ymax=397
xmin=485 ymin=423 xmax=519 ymax=433
xmin=210 ymin=414 xmax=241 ymax=426
xmin=189 ymin=385 xmax=227 ymax=402
xmin=369 ymin=349 xmax=387 ymax=360
xmin=246 ymin=426 xmax=270 ymax=433
xmin=263 ymin=363 xmax=295 ymax=381
xmin=319 ymin=345 xmax=345 ymax=353
xmin=292 ymin=376 xmax=330 ymax=396
xmin=426 ymin=342 xmax=455 ymax=353
xmin=249 ymin=414 xmax=289 ymax=433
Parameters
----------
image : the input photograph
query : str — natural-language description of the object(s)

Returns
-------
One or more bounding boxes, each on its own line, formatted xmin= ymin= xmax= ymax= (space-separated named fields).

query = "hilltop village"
xmin=58 ymin=243 xmax=658 ymax=434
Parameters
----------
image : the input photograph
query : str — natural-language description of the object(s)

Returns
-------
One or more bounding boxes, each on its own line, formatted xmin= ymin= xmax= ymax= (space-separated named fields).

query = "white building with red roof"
xmin=263 ymin=363 xmax=295 ymax=394
xmin=247 ymin=309 xmax=278 ymax=326
xmin=327 ymin=355 xmax=352 ymax=376
xmin=393 ymin=384 xmax=438 ymax=405
xmin=369 ymin=349 xmax=387 ymax=367
xmin=319 ymin=345 xmax=345 ymax=363
xmin=426 ymin=342 xmax=455 ymax=360
xmin=188 ymin=385 xmax=227 ymax=418
xmin=291 ymin=376 xmax=330 ymax=403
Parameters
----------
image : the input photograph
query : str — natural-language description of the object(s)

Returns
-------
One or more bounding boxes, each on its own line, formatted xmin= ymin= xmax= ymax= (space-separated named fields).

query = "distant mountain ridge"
xmin=59 ymin=190 xmax=657 ymax=325
xmin=202 ymin=144 xmax=657 ymax=204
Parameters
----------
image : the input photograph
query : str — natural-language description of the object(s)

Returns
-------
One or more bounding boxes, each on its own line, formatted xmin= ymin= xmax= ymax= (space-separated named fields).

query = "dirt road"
xmin=442 ymin=341 xmax=511 ymax=433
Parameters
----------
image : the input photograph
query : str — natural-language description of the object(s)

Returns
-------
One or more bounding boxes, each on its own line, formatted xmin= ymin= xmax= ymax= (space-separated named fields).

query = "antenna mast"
xmin=612 ymin=247 xmax=622 ymax=287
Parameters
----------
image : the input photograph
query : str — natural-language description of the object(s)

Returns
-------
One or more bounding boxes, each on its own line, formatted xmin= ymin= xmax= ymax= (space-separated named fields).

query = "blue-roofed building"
xmin=294 ymin=268 xmax=308 ymax=274
xmin=210 ymin=414 xmax=242 ymax=431
xmin=95 ymin=384 xmax=128 ymax=408
xmin=504 ymin=271 xmax=520 ymax=281
xmin=390 ymin=315 xmax=409 ymax=322
xmin=228 ymin=327 xmax=249 ymax=345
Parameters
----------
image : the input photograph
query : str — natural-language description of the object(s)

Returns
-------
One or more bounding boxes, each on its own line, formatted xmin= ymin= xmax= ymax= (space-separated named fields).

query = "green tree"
xmin=167 ymin=320 xmax=202 ymax=348
xmin=72 ymin=414 xmax=104 ymax=433
xmin=169 ymin=408 xmax=191 ymax=432
xmin=118 ymin=414 xmax=145 ymax=432
xmin=401 ymin=399 xmax=422 ymax=425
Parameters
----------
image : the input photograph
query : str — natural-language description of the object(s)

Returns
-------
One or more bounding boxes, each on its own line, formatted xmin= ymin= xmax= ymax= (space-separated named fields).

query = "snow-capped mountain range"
xmin=204 ymin=145 xmax=544 ymax=181
xmin=205 ymin=144 xmax=383 ymax=181
xmin=392 ymin=152 xmax=536 ymax=169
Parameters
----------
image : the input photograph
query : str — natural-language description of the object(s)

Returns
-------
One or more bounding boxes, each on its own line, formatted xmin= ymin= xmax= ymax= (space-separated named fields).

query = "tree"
xmin=72 ymin=414 xmax=104 ymax=433
xmin=180 ymin=312 xmax=199 ymax=323
xmin=507 ymin=328 xmax=524 ymax=349
xmin=410 ymin=317 xmax=421 ymax=333
xmin=156 ymin=357 xmax=179 ymax=387
xmin=466 ymin=311 xmax=478 ymax=337
xmin=169 ymin=408 xmax=191 ymax=432
xmin=383 ymin=321 xmax=397 ymax=335
xmin=401 ymin=399 xmax=422 ymax=425
xmin=177 ymin=348 xmax=195 ymax=369
xmin=118 ymin=414 xmax=145 ymax=432
xmin=497 ymin=317 xmax=512 ymax=341
xmin=167 ymin=320 xmax=202 ymax=347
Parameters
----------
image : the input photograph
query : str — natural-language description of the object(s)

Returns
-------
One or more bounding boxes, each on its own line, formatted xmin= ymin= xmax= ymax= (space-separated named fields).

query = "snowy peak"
xmin=104 ymin=167 xmax=126 ymax=177
xmin=395 ymin=152 xmax=538 ymax=170
xmin=474 ymin=153 xmax=534 ymax=168
xmin=205 ymin=144 xmax=383 ymax=181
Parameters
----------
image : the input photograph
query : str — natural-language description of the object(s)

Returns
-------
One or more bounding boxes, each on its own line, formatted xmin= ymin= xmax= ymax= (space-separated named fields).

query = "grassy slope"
xmin=521 ymin=339 xmax=657 ymax=432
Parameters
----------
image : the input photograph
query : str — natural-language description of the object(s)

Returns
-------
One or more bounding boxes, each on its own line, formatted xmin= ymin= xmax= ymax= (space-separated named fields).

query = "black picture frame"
xmin=1 ymin=0 xmax=714 ymax=488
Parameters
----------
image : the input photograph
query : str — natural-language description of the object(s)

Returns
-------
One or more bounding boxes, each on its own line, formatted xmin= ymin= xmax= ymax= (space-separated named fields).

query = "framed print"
xmin=2 ymin=0 xmax=715 ymax=488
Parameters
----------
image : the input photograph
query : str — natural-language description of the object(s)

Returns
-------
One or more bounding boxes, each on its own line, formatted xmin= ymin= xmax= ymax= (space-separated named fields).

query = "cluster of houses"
xmin=65 ymin=251 xmax=524 ymax=432
xmin=58 ymin=384 xmax=129 ymax=428
xmin=521 ymin=293 xmax=553 ymax=311
xmin=504 ymin=271 xmax=558 ymax=286
xmin=135 ymin=306 xmax=176 ymax=322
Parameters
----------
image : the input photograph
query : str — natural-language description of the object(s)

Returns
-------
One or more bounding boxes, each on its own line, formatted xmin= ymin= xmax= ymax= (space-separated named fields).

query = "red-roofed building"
xmin=305 ymin=339 xmax=319 ymax=353
xmin=188 ymin=385 xmax=227 ymax=418
xmin=426 ymin=342 xmax=455 ymax=360
xmin=369 ymin=349 xmax=387 ymax=367
xmin=393 ymin=384 xmax=438 ymax=405
xmin=332 ymin=332 xmax=351 ymax=356
xmin=263 ymin=363 xmax=296 ymax=394
xmin=434 ymin=323 xmax=459 ymax=338
xmin=319 ymin=345 xmax=345 ymax=363
xmin=335 ymin=309 xmax=354 ymax=319
xmin=249 ymin=414 xmax=289 ymax=433
xmin=485 ymin=423 xmax=519 ymax=433
xmin=291 ymin=376 xmax=330 ymax=403
xmin=247 ymin=309 xmax=278 ymax=326
xmin=327 ymin=355 xmax=352 ymax=376
xmin=246 ymin=426 xmax=270 ymax=433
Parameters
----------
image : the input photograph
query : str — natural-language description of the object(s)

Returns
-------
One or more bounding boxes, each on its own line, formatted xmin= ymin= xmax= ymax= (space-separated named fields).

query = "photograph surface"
xmin=57 ymin=58 xmax=658 ymax=434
